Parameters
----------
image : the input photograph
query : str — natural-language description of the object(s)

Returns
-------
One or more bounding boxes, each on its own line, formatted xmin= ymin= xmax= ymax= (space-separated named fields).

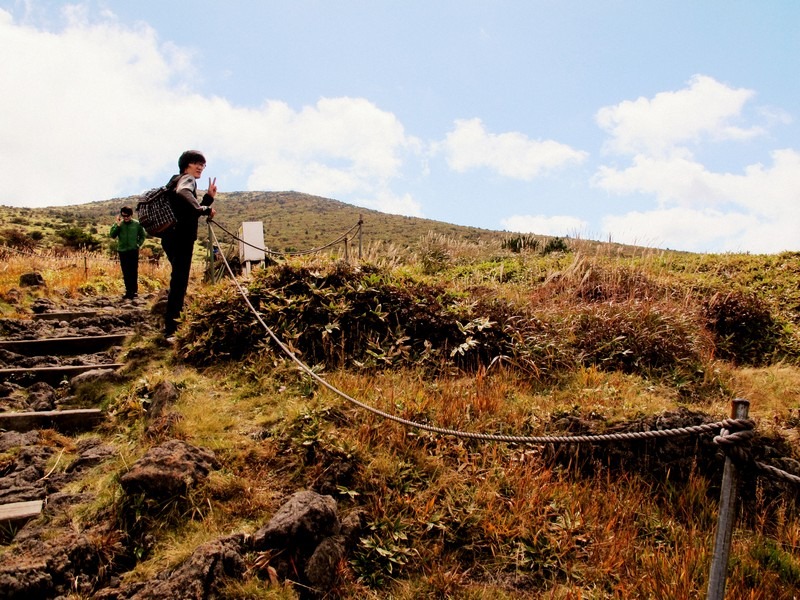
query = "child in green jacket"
xmin=110 ymin=206 xmax=146 ymax=300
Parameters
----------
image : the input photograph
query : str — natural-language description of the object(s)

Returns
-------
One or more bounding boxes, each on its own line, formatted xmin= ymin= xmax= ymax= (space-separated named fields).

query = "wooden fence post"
xmin=707 ymin=398 xmax=750 ymax=600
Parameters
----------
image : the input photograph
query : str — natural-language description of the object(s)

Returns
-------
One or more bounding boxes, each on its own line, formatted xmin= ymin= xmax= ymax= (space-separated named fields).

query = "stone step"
xmin=32 ymin=311 xmax=98 ymax=322
xmin=0 ymin=364 xmax=124 ymax=386
xmin=0 ymin=408 xmax=104 ymax=433
xmin=0 ymin=334 xmax=129 ymax=356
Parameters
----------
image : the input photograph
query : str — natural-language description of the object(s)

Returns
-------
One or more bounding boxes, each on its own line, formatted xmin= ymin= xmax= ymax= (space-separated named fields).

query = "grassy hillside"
xmin=177 ymin=249 xmax=800 ymax=599
xmin=0 ymin=195 xmax=799 ymax=598
xmin=0 ymin=191 xmax=639 ymax=259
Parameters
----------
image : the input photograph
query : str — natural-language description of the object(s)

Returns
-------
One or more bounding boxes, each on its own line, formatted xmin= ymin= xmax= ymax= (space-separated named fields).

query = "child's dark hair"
xmin=120 ymin=206 xmax=133 ymax=217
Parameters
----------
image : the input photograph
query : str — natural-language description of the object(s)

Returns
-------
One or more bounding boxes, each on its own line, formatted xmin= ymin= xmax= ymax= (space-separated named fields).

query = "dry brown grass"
xmin=150 ymin=250 xmax=800 ymax=596
xmin=4 ymin=244 xmax=800 ymax=598
xmin=0 ymin=246 xmax=173 ymax=313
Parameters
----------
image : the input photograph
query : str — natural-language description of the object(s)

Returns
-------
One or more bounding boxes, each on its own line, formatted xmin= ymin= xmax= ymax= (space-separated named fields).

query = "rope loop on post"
xmin=714 ymin=428 xmax=755 ymax=465
xmin=712 ymin=428 xmax=755 ymax=448
xmin=715 ymin=417 xmax=755 ymax=434
xmin=713 ymin=422 xmax=800 ymax=485
xmin=713 ymin=417 xmax=755 ymax=465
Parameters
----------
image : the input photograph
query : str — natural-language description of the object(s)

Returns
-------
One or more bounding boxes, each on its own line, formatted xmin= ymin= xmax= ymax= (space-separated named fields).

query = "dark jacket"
xmin=166 ymin=173 xmax=214 ymax=240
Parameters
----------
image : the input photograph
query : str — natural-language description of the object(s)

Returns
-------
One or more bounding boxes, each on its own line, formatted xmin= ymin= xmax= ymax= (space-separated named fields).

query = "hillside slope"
xmin=0 ymin=221 xmax=798 ymax=598
xmin=1 ymin=191 xmax=636 ymax=256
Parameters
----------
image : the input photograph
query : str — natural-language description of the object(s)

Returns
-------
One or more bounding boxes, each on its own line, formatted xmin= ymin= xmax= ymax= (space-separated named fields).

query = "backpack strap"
xmin=166 ymin=173 xmax=181 ymax=190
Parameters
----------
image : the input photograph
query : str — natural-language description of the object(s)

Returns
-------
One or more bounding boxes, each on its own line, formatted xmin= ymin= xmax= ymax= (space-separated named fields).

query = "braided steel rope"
xmin=206 ymin=223 xmax=758 ymax=447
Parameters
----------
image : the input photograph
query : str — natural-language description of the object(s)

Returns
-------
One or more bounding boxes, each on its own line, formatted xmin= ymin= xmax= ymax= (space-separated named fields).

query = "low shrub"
xmin=543 ymin=236 xmax=570 ymax=255
xmin=0 ymin=227 xmax=37 ymax=251
xmin=569 ymin=301 xmax=711 ymax=379
xmin=701 ymin=289 xmax=782 ymax=366
xmin=180 ymin=261 xmax=716 ymax=391
xmin=502 ymin=234 xmax=540 ymax=253
xmin=56 ymin=226 xmax=101 ymax=251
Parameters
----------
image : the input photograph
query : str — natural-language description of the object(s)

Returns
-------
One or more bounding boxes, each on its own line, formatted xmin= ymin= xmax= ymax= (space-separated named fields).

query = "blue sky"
xmin=1 ymin=1 xmax=798 ymax=253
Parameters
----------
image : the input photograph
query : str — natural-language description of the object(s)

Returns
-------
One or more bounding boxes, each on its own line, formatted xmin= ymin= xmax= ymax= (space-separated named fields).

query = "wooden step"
xmin=0 ymin=408 xmax=104 ymax=433
xmin=0 ymin=500 xmax=43 ymax=541
xmin=0 ymin=334 xmax=129 ymax=356
xmin=0 ymin=500 xmax=43 ymax=522
xmin=0 ymin=363 xmax=125 ymax=385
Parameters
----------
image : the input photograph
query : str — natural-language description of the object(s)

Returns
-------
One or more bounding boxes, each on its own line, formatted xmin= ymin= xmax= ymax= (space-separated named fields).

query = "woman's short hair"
xmin=178 ymin=150 xmax=206 ymax=172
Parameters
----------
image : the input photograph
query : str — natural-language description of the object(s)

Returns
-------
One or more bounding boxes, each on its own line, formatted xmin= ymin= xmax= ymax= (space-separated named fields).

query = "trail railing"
xmin=205 ymin=220 xmax=800 ymax=598
xmin=206 ymin=216 xmax=363 ymax=282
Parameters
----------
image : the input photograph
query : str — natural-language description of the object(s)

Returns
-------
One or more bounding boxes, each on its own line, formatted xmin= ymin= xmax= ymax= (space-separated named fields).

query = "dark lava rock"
xmin=0 ymin=527 xmax=107 ymax=599
xmin=93 ymin=534 xmax=247 ymax=600
xmin=118 ymin=439 xmax=219 ymax=500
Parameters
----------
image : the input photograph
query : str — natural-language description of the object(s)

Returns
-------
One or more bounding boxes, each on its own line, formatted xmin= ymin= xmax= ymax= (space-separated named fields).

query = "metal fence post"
xmin=707 ymin=398 xmax=750 ymax=600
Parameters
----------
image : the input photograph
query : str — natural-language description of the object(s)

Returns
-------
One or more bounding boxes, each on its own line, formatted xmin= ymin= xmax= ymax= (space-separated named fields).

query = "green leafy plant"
xmin=749 ymin=537 xmax=800 ymax=587
xmin=543 ymin=236 xmax=570 ymax=254
xmin=352 ymin=515 xmax=418 ymax=587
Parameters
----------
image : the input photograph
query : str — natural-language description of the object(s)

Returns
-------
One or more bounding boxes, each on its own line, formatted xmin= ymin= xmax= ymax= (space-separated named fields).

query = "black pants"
xmin=161 ymin=230 xmax=196 ymax=335
xmin=118 ymin=249 xmax=139 ymax=298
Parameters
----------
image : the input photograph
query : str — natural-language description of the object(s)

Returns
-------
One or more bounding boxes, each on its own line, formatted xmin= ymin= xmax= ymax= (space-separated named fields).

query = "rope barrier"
xmin=204 ymin=221 xmax=800 ymax=485
xmin=205 ymin=224 xmax=758 ymax=446
xmin=712 ymin=424 xmax=800 ymax=484
xmin=754 ymin=461 xmax=800 ymax=485
xmin=208 ymin=218 xmax=362 ymax=259
xmin=214 ymin=220 xmax=800 ymax=598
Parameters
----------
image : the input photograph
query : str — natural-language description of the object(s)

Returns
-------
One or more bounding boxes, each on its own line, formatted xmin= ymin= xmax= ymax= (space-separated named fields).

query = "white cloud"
xmin=2 ymin=6 xmax=796 ymax=255
xmin=593 ymin=153 xmax=717 ymax=207
xmin=0 ymin=7 xmax=197 ymax=203
xmin=242 ymin=97 xmax=419 ymax=198
xmin=355 ymin=190 xmax=423 ymax=218
xmin=440 ymin=118 xmax=587 ymax=180
xmin=591 ymin=75 xmax=800 ymax=253
xmin=590 ymin=150 xmax=800 ymax=212
xmin=725 ymin=149 xmax=800 ymax=217
xmin=500 ymin=214 xmax=589 ymax=237
xmin=596 ymin=75 xmax=763 ymax=157
xmin=599 ymin=207 xmax=794 ymax=253
xmin=0 ymin=8 xmax=421 ymax=210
